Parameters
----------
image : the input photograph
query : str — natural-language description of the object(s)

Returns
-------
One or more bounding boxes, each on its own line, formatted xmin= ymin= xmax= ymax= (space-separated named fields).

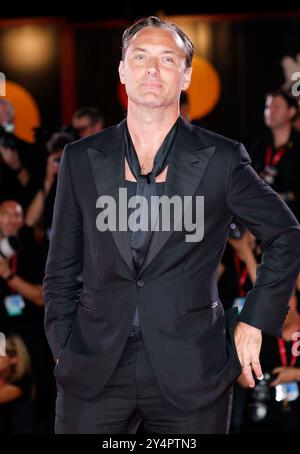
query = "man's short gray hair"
xmin=122 ymin=16 xmax=194 ymax=69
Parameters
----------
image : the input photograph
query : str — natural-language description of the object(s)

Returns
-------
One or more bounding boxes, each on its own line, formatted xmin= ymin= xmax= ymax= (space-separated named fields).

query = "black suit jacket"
xmin=43 ymin=117 xmax=300 ymax=410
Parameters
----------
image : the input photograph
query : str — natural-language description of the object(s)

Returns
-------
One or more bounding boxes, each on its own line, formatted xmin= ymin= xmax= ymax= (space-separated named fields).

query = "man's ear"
xmin=119 ymin=61 xmax=125 ymax=85
xmin=288 ymin=106 xmax=297 ymax=121
xmin=182 ymin=66 xmax=192 ymax=91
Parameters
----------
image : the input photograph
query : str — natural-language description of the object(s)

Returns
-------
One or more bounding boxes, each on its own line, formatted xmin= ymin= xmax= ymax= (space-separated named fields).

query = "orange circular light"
xmin=4 ymin=81 xmax=41 ymax=143
xmin=186 ymin=56 xmax=221 ymax=120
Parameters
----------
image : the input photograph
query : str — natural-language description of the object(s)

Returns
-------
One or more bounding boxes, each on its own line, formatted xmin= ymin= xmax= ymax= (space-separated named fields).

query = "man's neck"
xmin=272 ymin=123 xmax=292 ymax=148
xmin=126 ymin=104 xmax=179 ymax=156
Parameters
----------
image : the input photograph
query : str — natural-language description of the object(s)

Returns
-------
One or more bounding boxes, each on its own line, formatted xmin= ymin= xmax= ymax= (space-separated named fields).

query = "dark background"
xmin=1 ymin=3 xmax=300 ymax=146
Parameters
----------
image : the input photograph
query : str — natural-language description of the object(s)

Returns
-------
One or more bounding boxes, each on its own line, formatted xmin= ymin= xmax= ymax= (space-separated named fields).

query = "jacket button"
xmin=136 ymin=279 xmax=144 ymax=288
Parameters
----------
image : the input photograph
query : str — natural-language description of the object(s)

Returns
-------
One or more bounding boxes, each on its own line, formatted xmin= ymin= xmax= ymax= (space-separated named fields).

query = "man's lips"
xmin=140 ymin=82 xmax=162 ymax=88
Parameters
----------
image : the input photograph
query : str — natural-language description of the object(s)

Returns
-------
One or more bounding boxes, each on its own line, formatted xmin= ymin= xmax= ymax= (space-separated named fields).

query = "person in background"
xmin=0 ymin=334 xmax=34 ymax=433
xmin=239 ymin=293 xmax=300 ymax=434
xmin=0 ymin=99 xmax=42 ymax=209
xmin=0 ymin=201 xmax=44 ymax=311
xmin=218 ymin=225 xmax=258 ymax=311
xmin=25 ymin=131 xmax=74 ymax=240
xmin=218 ymin=226 xmax=259 ymax=433
xmin=72 ymin=107 xmax=104 ymax=138
xmin=251 ymin=89 xmax=300 ymax=221
xmin=0 ymin=200 xmax=55 ymax=433
xmin=0 ymin=99 xmax=15 ymax=134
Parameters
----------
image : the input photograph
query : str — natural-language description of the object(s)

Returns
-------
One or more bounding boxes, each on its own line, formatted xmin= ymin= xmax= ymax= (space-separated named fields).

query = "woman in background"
xmin=0 ymin=334 xmax=34 ymax=433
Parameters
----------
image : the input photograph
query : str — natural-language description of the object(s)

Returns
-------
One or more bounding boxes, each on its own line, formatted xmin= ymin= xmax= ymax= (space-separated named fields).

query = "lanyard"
xmin=7 ymin=254 xmax=17 ymax=292
xmin=277 ymin=338 xmax=298 ymax=367
xmin=264 ymin=145 xmax=287 ymax=168
xmin=10 ymin=255 xmax=17 ymax=274
xmin=234 ymin=254 xmax=249 ymax=297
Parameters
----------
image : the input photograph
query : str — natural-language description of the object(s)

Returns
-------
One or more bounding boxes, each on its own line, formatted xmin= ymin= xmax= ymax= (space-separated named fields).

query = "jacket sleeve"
xmin=226 ymin=142 xmax=300 ymax=337
xmin=43 ymin=144 xmax=83 ymax=359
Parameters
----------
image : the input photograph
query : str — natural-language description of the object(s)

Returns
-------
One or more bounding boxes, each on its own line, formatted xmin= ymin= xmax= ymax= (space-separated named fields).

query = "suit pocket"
xmin=55 ymin=321 xmax=75 ymax=366
xmin=182 ymin=300 xmax=219 ymax=314
xmin=79 ymin=301 xmax=96 ymax=312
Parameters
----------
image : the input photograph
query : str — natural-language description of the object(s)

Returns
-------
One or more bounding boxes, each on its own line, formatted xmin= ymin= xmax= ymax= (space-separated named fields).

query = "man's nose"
xmin=146 ymin=58 xmax=159 ymax=76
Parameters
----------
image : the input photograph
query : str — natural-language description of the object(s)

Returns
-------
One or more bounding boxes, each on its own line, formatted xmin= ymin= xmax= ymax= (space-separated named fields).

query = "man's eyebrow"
xmin=131 ymin=47 xmax=146 ymax=52
xmin=131 ymin=47 xmax=178 ymax=55
xmin=160 ymin=50 xmax=177 ymax=55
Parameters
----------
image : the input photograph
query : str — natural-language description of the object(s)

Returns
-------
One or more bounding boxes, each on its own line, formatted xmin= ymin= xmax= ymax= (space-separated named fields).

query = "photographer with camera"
xmin=0 ymin=100 xmax=41 ymax=209
xmin=221 ymin=223 xmax=300 ymax=433
xmin=238 ymin=293 xmax=300 ymax=433
xmin=218 ymin=223 xmax=259 ymax=311
xmin=0 ymin=99 xmax=15 ymax=135
xmin=221 ymin=227 xmax=300 ymax=433
xmin=0 ymin=200 xmax=44 ymax=310
xmin=25 ymin=131 xmax=73 ymax=240
xmin=218 ymin=224 xmax=260 ymax=432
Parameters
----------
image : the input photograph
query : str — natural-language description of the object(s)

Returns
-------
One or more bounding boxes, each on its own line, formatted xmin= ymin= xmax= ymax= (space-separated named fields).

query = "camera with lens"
xmin=248 ymin=372 xmax=275 ymax=422
xmin=228 ymin=220 xmax=245 ymax=240
xmin=0 ymin=126 xmax=19 ymax=150
xmin=0 ymin=236 xmax=21 ymax=260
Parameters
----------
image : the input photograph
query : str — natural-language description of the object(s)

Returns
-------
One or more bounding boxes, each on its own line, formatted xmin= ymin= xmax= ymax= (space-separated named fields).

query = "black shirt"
xmin=125 ymin=179 xmax=165 ymax=326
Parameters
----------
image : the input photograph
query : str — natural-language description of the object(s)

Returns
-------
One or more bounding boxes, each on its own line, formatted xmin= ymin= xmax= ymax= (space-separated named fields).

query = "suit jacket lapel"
xmin=86 ymin=117 xmax=216 ymax=277
xmin=87 ymin=120 xmax=136 ymax=273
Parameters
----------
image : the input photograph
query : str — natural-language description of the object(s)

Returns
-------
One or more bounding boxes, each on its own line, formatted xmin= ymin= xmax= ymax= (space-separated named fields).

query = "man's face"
xmin=0 ymin=103 xmax=13 ymax=126
xmin=119 ymin=27 xmax=192 ymax=110
xmin=264 ymin=95 xmax=295 ymax=130
xmin=72 ymin=115 xmax=103 ymax=138
xmin=0 ymin=202 xmax=23 ymax=237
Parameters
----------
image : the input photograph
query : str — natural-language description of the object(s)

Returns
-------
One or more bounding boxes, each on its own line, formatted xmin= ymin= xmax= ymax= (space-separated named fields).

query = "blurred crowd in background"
xmin=1 ymin=86 xmax=300 ymax=433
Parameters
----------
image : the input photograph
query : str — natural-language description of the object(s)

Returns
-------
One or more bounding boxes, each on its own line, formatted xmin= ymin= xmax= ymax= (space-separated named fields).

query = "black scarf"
xmin=124 ymin=118 xmax=179 ymax=272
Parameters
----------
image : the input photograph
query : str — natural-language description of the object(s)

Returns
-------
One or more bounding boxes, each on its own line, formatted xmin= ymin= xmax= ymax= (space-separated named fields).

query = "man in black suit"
xmin=43 ymin=17 xmax=300 ymax=434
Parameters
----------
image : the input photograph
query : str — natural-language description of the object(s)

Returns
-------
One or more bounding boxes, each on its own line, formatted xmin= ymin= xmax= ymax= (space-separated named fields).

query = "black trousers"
xmin=55 ymin=326 xmax=233 ymax=434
